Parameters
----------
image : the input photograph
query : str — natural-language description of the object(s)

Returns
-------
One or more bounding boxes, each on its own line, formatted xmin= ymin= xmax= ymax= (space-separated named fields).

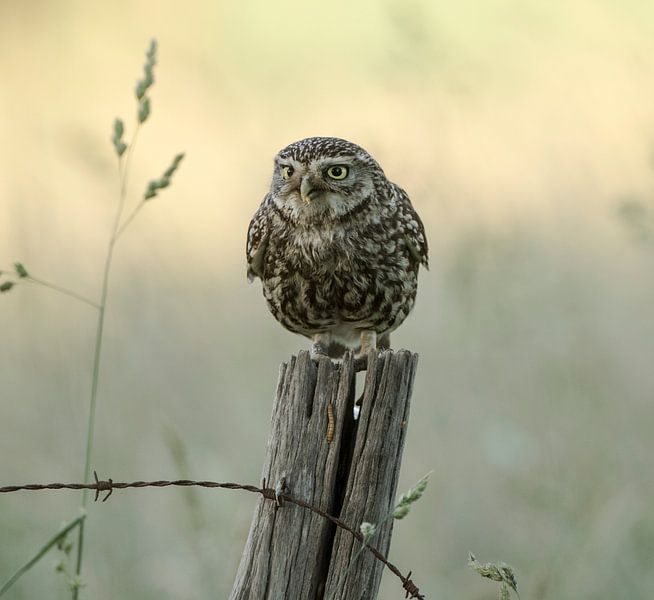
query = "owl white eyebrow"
xmin=325 ymin=156 xmax=354 ymax=163
xmin=276 ymin=159 xmax=302 ymax=169
xmin=314 ymin=157 xmax=355 ymax=168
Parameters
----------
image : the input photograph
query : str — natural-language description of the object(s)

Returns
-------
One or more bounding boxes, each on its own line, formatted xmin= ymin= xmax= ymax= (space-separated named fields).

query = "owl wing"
xmin=246 ymin=195 xmax=272 ymax=283
xmin=393 ymin=184 xmax=429 ymax=269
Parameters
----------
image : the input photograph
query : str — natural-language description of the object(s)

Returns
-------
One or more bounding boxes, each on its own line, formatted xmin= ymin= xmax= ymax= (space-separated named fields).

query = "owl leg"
xmin=310 ymin=332 xmax=331 ymax=360
xmin=359 ymin=330 xmax=377 ymax=355
xmin=352 ymin=330 xmax=377 ymax=371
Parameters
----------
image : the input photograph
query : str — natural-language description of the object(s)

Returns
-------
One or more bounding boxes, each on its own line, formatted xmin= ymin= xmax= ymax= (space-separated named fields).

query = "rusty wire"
xmin=0 ymin=472 xmax=424 ymax=599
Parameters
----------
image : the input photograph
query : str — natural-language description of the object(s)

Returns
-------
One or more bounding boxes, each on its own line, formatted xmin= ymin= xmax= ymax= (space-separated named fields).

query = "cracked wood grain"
xmin=230 ymin=350 xmax=417 ymax=600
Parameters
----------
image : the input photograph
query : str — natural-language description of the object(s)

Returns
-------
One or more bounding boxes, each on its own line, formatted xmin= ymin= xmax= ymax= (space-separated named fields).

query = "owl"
xmin=246 ymin=137 xmax=428 ymax=361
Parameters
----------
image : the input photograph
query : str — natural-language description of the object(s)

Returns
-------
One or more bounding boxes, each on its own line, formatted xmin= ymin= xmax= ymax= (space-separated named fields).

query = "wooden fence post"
xmin=229 ymin=349 xmax=418 ymax=600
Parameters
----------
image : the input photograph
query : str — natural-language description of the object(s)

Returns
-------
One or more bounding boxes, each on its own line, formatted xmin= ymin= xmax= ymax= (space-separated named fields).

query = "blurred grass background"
xmin=2 ymin=1 xmax=654 ymax=598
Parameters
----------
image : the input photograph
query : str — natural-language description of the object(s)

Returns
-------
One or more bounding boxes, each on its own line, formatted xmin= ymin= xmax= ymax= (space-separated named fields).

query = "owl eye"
xmin=280 ymin=165 xmax=294 ymax=180
xmin=326 ymin=165 xmax=349 ymax=180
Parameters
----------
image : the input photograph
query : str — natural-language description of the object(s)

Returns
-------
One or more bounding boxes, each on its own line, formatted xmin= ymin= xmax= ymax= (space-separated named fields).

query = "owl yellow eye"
xmin=326 ymin=165 xmax=349 ymax=180
xmin=280 ymin=165 xmax=294 ymax=180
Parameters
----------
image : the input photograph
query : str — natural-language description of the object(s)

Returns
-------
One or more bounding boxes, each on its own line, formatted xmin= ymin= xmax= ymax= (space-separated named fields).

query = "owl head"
xmin=270 ymin=137 xmax=385 ymax=220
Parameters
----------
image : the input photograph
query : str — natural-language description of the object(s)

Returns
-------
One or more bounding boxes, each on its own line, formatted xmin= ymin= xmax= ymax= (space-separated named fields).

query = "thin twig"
xmin=0 ymin=476 xmax=425 ymax=599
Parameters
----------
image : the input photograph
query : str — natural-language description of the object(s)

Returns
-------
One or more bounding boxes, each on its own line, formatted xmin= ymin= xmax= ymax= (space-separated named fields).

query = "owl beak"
xmin=300 ymin=177 xmax=319 ymax=205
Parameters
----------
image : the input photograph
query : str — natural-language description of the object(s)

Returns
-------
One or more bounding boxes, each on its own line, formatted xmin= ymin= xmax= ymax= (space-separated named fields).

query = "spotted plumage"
xmin=247 ymin=137 xmax=428 ymax=358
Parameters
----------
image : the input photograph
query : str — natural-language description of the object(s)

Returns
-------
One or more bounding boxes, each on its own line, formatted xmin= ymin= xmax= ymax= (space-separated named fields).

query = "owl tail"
xmin=326 ymin=340 xmax=348 ymax=359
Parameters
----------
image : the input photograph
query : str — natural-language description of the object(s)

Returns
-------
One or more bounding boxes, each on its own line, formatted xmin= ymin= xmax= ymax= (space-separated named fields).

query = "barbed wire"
xmin=0 ymin=472 xmax=424 ymax=599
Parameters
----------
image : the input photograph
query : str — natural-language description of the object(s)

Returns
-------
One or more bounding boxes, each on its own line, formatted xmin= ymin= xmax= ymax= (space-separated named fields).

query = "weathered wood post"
xmin=230 ymin=349 xmax=418 ymax=600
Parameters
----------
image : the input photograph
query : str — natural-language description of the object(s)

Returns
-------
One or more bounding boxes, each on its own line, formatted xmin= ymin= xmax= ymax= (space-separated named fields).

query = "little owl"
xmin=246 ymin=137 xmax=428 ymax=360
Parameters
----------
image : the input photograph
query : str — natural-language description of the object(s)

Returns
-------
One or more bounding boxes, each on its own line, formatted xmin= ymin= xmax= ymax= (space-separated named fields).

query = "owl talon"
xmin=310 ymin=341 xmax=329 ymax=362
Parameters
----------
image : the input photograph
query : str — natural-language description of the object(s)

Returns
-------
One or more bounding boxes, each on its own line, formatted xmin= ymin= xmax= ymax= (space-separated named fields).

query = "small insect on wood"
xmin=326 ymin=402 xmax=335 ymax=443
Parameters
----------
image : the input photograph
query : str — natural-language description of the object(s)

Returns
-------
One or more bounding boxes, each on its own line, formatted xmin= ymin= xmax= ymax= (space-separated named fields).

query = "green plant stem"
xmin=344 ymin=511 xmax=396 ymax=578
xmin=114 ymin=199 xmax=145 ymax=240
xmin=0 ymin=516 xmax=85 ymax=597
xmin=120 ymin=126 xmax=140 ymax=200
xmin=344 ymin=534 xmax=375 ymax=578
xmin=72 ymin=124 xmax=140 ymax=600
xmin=345 ymin=473 xmax=431 ymax=577
xmin=114 ymin=127 xmax=148 ymax=240
xmin=25 ymin=277 xmax=100 ymax=309
xmin=0 ymin=272 xmax=99 ymax=308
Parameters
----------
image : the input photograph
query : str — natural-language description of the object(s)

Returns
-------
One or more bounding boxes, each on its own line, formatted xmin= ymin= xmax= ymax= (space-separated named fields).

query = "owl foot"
xmin=310 ymin=343 xmax=330 ymax=361
xmin=310 ymin=333 xmax=331 ymax=362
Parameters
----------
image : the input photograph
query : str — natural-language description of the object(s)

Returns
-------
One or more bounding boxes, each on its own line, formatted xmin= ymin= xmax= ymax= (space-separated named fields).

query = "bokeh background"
xmin=2 ymin=1 xmax=654 ymax=598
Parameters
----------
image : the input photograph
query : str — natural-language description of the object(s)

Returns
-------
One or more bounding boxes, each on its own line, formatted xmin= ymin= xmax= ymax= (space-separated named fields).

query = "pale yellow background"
xmin=1 ymin=1 xmax=654 ymax=598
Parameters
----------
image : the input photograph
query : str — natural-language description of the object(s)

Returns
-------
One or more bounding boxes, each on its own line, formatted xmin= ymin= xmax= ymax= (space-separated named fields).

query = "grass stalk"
xmin=114 ymin=199 xmax=145 ymax=240
xmin=24 ymin=277 xmax=100 ymax=310
xmin=1 ymin=40 xmax=182 ymax=597
xmin=345 ymin=473 xmax=431 ymax=577
xmin=0 ymin=516 xmax=85 ymax=596
xmin=72 ymin=125 xmax=140 ymax=599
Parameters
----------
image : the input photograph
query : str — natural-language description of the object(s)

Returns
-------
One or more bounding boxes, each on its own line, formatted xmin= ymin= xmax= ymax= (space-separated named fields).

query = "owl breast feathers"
xmin=247 ymin=136 xmax=428 ymax=355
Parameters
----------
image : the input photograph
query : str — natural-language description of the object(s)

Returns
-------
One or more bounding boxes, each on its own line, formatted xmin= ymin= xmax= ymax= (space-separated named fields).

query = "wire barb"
xmin=403 ymin=571 xmax=423 ymax=599
xmin=93 ymin=471 xmax=113 ymax=502
xmin=274 ymin=476 xmax=286 ymax=508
